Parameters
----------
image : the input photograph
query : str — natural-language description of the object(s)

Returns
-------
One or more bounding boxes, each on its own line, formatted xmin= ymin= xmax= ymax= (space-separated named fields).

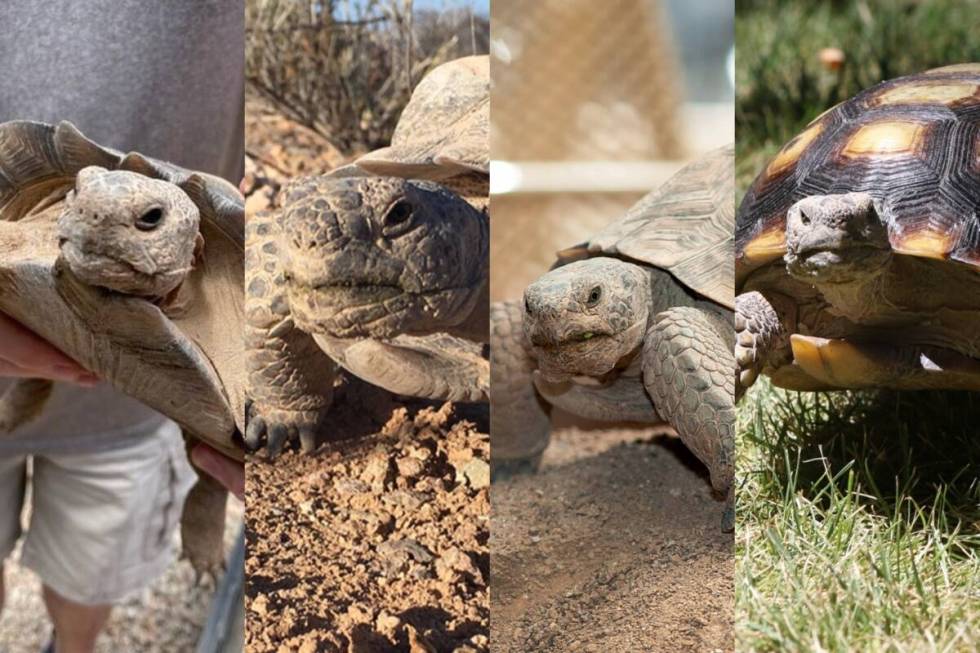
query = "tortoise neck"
xmin=448 ymin=274 xmax=489 ymax=343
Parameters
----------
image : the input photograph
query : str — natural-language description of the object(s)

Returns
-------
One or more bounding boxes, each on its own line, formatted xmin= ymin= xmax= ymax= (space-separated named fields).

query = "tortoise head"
xmin=57 ymin=166 xmax=202 ymax=298
xmin=522 ymin=258 xmax=650 ymax=382
xmin=279 ymin=176 xmax=488 ymax=340
xmin=784 ymin=192 xmax=892 ymax=285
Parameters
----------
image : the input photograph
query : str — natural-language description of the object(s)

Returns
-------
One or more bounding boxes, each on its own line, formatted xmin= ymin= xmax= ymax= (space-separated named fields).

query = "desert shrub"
xmin=246 ymin=0 xmax=488 ymax=154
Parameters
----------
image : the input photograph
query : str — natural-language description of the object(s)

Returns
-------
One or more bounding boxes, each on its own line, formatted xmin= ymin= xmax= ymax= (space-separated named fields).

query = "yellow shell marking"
xmin=843 ymin=121 xmax=924 ymax=157
xmin=741 ymin=227 xmax=786 ymax=266
xmin=894 ymin=228 xmax=957 ymax=260
xmin=790 ymin=335 xmax=875 ymax=387
xmin=874 ymin=82 xmax=978 ymax=106
xmin=766 ymin=122 xmax=823 ymax=176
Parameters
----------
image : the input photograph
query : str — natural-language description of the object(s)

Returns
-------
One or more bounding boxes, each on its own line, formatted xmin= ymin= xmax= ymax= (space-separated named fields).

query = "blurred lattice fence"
xmin=490 ymin=0 xmax=690 ymax=302
xmin=492 ymin=0 xmax=685 ymax=162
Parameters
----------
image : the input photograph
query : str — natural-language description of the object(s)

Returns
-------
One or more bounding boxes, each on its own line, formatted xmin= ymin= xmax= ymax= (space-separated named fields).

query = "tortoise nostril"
xmin=135 ymin=207 xmax=164 ymax=231
xmin=799 ymin=210 xmax=811 ymax=226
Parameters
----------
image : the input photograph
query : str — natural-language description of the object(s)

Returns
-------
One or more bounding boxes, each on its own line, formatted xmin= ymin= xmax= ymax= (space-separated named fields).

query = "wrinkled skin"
xmin=4 ymin=167 xmax=204 ymax=435
xmin=784 ymin=192 xmax=892 ymax=286
xmin=58 ymin=166 xmax=202 ymax=298
xmin=281 ymin=176 xmax=488 ymax=340
xmin=245 ymin=176 xmax=489 ymax=456
xmin=523 ymin=259 xmax=651 ymax=382
xmin=1 ymin=164 xmax=229 ymax=576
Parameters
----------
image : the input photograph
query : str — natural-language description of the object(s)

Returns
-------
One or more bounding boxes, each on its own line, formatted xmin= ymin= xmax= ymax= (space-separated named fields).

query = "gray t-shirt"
xmin=0 ymin=0 xmax=244 ymax=453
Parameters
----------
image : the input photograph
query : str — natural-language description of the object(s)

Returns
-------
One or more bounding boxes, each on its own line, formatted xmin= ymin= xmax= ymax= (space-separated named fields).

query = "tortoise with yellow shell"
xmin=735 ymin=64 xmax=980 ymax=398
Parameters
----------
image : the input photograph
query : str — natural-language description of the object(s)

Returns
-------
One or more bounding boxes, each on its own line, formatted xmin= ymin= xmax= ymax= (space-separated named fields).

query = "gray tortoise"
xmin=491 ymin=145 xmax=736 ymax=530
xmin=0 ymin=120 xmax=246 ymax=574
xmin=244 ymin=56 xmax=489 ymax=455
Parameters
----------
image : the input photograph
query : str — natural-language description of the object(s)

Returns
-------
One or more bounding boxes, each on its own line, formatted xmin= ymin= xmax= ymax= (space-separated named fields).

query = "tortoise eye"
xmin=383 ymin=200 xmax=414 ymax=234
xmin=135 ymin=207 xmax=164 ymax=231
xmin=587 ymin=286 xmax=602 ymax=305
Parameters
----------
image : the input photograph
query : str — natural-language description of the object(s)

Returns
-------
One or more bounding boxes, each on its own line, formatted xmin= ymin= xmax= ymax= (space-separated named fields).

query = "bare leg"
xmin=180 ymin=466 xmax=228 ymax=578
xmin=42 ymin=584 xmax=111 ymax=653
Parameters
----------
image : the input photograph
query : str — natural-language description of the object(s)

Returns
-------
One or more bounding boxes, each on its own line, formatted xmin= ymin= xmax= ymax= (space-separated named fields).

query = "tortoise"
xmin=0 ymin=120 xmax=245 ymax=575
xmin=244 ymin=56 xmax=489 ymax=456
xmin=491 ymin=145 xmax=736 ymax=530
xmin=735 ymin=64 xmax=980 ymax=398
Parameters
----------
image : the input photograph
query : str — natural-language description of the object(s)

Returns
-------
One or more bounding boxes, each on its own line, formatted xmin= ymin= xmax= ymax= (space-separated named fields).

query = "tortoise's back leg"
xmin=181 ymin=433 xmax=228 ymax=578
xmin=0 ymin=378 xmax=53 ymax=434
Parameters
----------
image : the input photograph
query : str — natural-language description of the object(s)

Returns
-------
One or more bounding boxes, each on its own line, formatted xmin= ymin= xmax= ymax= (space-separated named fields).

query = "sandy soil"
xmin=0 ymin=500 xmax=243 ymax=653
xmin=244 ymin=378 xmax=489 ymax=652
xmin=491 ymin=421 xmax=733 ymax=652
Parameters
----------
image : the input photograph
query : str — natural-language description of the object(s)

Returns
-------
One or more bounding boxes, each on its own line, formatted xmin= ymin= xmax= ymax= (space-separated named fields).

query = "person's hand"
xmin=191 ymin=443 xmax=245 ymax=501
xmin=0 ymin=313 xmax=99 ymax=385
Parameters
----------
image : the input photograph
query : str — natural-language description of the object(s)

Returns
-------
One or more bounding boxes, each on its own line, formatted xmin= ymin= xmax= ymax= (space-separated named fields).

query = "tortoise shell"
xmin=556 ymin=144 xmax=735 ymax=310
xmin=735 ymin=64 xmax=980 ymax=286
xmin=355 ymin=55 xmax=489 ymax=179
xmin=0 ymin=121 xmax=245 ymax=457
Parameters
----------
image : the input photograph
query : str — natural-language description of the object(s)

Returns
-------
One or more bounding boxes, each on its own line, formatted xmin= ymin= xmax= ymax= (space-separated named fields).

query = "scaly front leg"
xmin=644 ymin=306 xmax=735 ymax=531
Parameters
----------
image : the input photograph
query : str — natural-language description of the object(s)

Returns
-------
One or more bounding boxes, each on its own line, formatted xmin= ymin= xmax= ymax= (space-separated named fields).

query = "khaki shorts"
xmin=0 ymin=420 xmax=195 ymax=606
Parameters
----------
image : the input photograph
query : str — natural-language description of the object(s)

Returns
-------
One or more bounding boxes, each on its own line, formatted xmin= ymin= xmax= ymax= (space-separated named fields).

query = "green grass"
xmin=736 ymin=380 xmax=980 ymax=651
xmin=735 ymin=1 xmax=980 ymax=650
xmin=736 ymin=382 xmax=980 ymax=652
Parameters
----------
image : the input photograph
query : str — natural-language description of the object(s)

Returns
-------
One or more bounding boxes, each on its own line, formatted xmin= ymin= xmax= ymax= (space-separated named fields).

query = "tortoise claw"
xmin=242 ymin=404 xmax=323 ymax=458
xmin=244 ymin=416 xmax=266 ymax=452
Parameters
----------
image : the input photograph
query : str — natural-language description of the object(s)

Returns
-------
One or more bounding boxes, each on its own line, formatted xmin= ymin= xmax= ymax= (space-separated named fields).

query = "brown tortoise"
xmin=736 ymin=64 xmax=980 ymax=398
xmin=0 ymin=121 xmax=245 ymax=574
xmin=492 ymin=145 xmax=736 ymax=530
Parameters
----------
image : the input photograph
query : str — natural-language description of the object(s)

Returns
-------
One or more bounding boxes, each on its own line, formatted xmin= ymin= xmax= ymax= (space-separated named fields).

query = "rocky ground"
xmin=243 ymin=91 xmax=347 ymax=215
xmin=491 ymin=419 xmax=734 ymax=653
xmin=245 ymin=379 xmax=489 ymax=652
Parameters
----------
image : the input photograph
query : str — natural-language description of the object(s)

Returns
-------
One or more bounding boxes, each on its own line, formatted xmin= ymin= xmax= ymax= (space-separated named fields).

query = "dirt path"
xmin=491 ymin=422 xmax=733 ymax=652
xmin=244 ymin=378 xmax=489 ymax=652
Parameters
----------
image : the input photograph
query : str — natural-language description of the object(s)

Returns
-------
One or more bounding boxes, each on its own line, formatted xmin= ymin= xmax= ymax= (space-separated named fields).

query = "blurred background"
xmin=489 ymin=0 xmax=734 ymax=302
xmin=489 ymin=5 xmax=736 ymax=650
